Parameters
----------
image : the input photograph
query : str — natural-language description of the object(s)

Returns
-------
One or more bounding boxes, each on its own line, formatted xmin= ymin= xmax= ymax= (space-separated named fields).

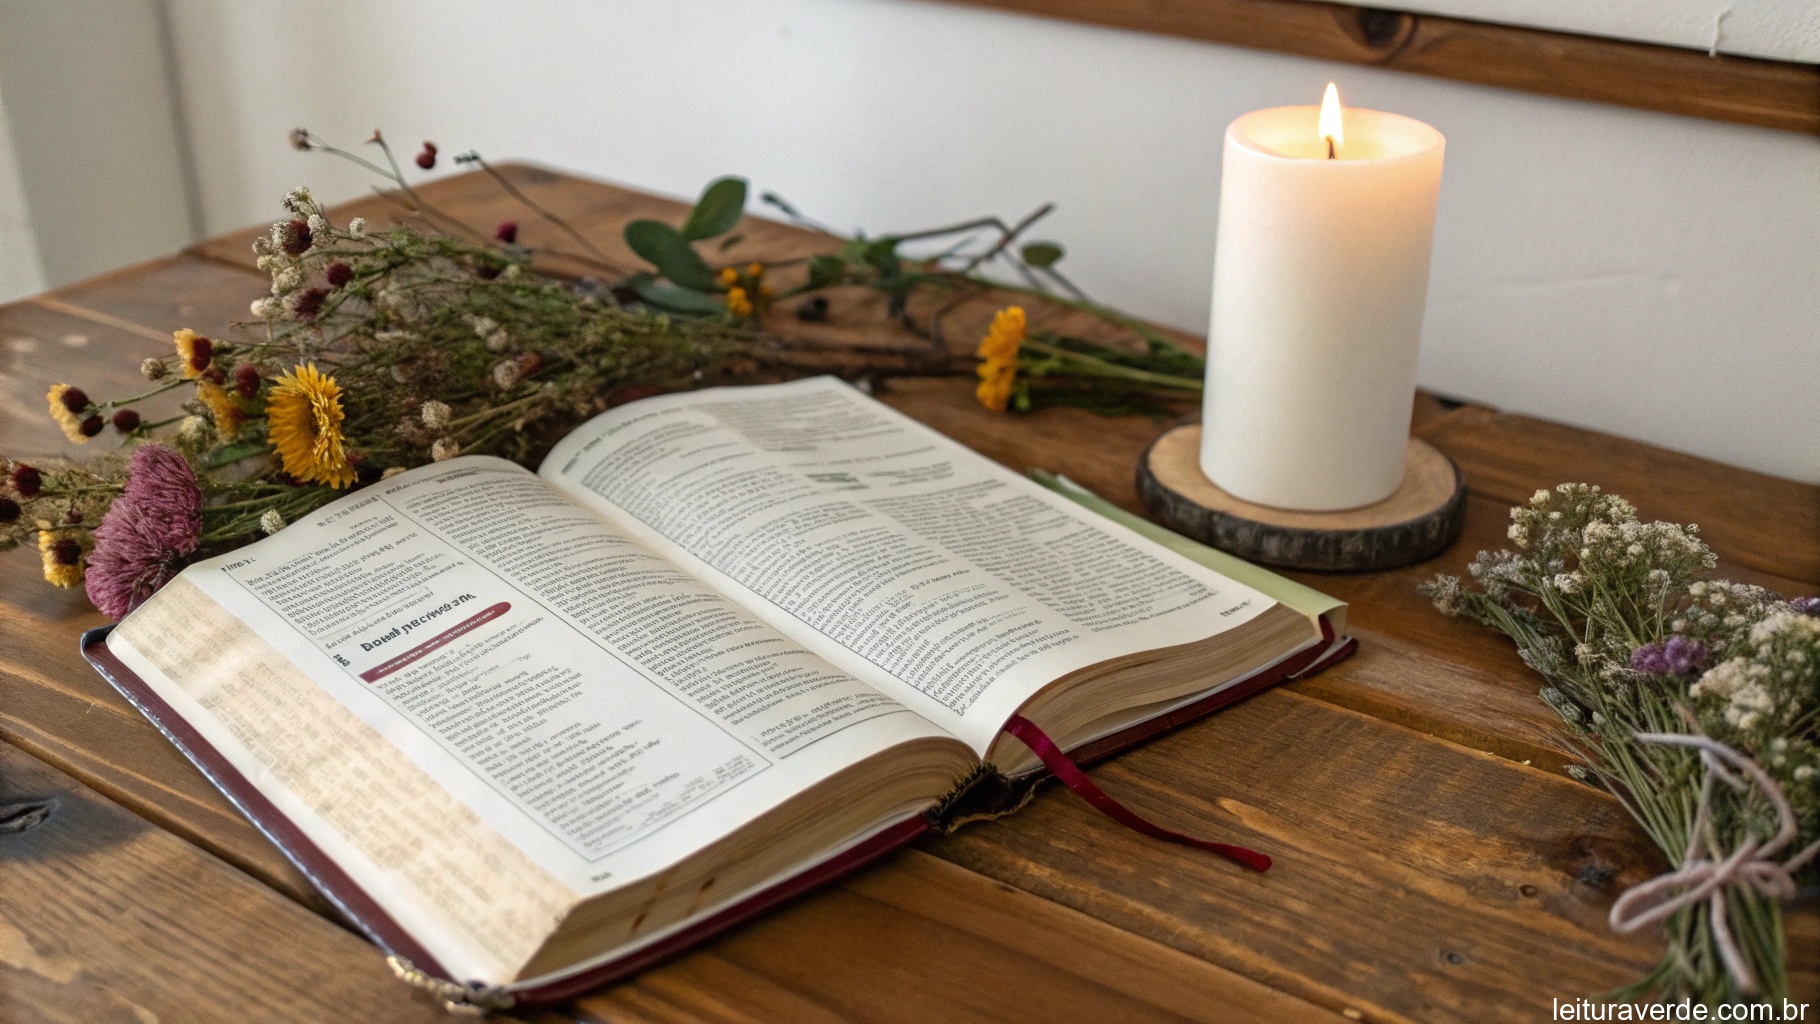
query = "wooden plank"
xmin=0 ymin=740 xmax=451 ymax=1023
xmin=943 ymin=0 xmax=1820 ymax=136
xmin=576 ymin=850 xmax=1346 ymax=1024
xmin=930 ymin=687 xmax=1668 ymax=1024
xmin=1423 ymin=405 xmax=1820 ymax=586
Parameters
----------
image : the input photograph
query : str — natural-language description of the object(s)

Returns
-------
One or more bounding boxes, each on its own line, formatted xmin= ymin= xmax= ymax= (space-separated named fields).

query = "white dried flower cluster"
xmin=1504 ymin=484 xmax=1636 ymax=555
xmin=431 ymin=438 xmax=461 ymax=462
xmin=282 ymin=185 xmax=316 ymax=214
xmin=1688 ymin=610 xmax=1820 ymax=804
xmin=259 ymin=508 xmax=285 ymax=535
xmin=1577 ymin=518 xmax=1711 ymax=576
xmin=140 ymin=357 xmax=167 ymax=381
xmin=1692 ymin=657 xmax=1775 ymax=730
xmin=420 ymin=400 xmax=451 ymax=430
xmin=174 ymin=414 xmax=212 ymax=454
xmin=491 ymin=360 xmax=521 ymax=390
xmin=348 ymin=217 xmax=367 ymax=239
xmin=464 ymin=314 xmax=510 ymax=352
xmin=1465 ymin=549 xmax=1526 ymax=600
xmin=250 ymin=297 xmax=282 ymax=320
xmin=1424 ymin=574 xmax=1468 ymax=617
xmin=1679 ymin=580 xmax=1784 ymax=651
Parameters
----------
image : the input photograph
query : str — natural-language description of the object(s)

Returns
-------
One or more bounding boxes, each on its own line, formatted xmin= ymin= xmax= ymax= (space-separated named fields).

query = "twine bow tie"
xmin=1607 ymin=733 xmax=1820 ymax=995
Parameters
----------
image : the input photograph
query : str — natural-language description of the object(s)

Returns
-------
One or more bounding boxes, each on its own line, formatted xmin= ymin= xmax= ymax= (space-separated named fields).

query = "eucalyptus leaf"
xmin=1022 ymin=241 xmax=1065 ymax=268
xmin=624 ymin=220 xmax=717 ymax=291
xmin=760 ymin=191 xmax=801 ymax=218
xmin=680 ymin=177 xmax=748 ymax=240
xmin=628 ymin=275 xmax=729 ymax=315
xmin=807 ymin=254 xmax=846 ymax=289
xmin=864 ymin=238 xmax=901 ymax=275
xmin=204 ymin=441 xmax=271 ymax=469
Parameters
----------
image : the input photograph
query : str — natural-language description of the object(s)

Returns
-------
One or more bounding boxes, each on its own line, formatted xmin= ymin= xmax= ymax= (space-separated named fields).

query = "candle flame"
xmin=1319 ymin=82 xmax=1344 ymax=157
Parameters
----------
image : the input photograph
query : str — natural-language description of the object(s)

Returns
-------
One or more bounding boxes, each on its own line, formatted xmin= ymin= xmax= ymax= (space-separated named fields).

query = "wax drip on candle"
xmin=1320 ymin=83 xmax=1344 ymax=160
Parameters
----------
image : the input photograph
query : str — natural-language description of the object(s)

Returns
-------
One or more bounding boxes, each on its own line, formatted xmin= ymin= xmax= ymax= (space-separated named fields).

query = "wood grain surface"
xmin=0 ymin=740 xmax=452 ymax=1023
xmin=942 ymin=0 xmax=1820 ymax=136
xmin=2 ymin=165 xmax=1814 ymax=1021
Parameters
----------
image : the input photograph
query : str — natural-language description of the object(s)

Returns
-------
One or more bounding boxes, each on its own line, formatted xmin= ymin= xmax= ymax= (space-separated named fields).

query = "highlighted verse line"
xmin=359 ymin=602 xmax=511 ymax=682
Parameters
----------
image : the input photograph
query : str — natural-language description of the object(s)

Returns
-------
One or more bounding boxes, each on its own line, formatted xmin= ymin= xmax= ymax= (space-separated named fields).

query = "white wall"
xmin=146 ymin=0 xmax=1820 ymax=482
xmin=0 ymin=96 xmax=47 ymax=300
xmin=0 ymin=0 xmax=196 ymax=291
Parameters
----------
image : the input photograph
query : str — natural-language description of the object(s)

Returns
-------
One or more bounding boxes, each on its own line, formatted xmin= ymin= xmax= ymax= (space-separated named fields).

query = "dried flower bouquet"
xmin=1425 ymin=485 xmax=1818 ymax=1005
xmin=2 ymin=130 xmax=1209 ymax=618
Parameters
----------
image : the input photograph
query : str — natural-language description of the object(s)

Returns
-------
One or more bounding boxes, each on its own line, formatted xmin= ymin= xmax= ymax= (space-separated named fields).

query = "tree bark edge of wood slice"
xmin=1137 ymin=424 xmax=1467 ymax=572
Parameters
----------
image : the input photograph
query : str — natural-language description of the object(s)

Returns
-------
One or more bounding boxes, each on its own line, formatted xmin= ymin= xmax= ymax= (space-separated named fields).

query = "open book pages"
xmin=105 ymin=376 xmax=1323 ymax=988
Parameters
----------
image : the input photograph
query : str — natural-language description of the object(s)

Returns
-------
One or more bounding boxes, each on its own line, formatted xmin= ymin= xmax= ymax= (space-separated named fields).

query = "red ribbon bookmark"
xmin=1001 ymin=714 xmax=1272 ymax=873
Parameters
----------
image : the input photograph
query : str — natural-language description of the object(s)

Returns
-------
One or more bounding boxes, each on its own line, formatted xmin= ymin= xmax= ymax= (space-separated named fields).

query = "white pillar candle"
xmin=1201 ymin=86 xmax=1444 ymax=512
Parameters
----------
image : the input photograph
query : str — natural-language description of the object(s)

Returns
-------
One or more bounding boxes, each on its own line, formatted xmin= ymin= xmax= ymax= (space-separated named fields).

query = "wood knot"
xmin=0 ymin=799 xmax=55 ymax=835
xmin=1566 ymin=836 xmax=1624 ymax=890
xmin=1341 ymin=8 xmax=1415 ymax=55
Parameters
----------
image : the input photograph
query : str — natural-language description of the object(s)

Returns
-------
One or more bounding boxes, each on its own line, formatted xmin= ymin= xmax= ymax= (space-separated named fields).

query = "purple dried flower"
xmin=85 ymin=445 xmax=202 ymax=619
xmin=1792 ymin=596 xmax=1820 ymax=616
xmin=1629 ymin=635 xmax=1708 ymax=676
xmin=1630 ymin=644 xmax=1667 ymax=675
xmin=1661 ymin=635 xmax=1707 ymax=674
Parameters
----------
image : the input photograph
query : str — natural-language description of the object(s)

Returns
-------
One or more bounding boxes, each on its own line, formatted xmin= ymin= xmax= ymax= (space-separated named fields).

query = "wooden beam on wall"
xmin=943 ymin=0 xmax=1820 ymax=136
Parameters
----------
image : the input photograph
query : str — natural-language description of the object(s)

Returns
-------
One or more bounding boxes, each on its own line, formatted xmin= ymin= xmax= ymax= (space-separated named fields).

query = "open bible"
xmin=82 ymin=376 xmax=1351 ymax=1006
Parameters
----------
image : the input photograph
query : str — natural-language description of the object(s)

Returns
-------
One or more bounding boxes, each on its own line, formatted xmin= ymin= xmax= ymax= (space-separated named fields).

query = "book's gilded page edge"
xmin=1029 ymin=471 xmax=1347 ymax=636
xmin=107 ymin=575 xmax=576 ymax=985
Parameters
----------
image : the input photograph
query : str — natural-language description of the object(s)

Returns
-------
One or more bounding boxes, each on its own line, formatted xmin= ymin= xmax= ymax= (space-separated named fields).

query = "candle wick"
xmin=1325 ymin=137 xmax=1336 ymax=160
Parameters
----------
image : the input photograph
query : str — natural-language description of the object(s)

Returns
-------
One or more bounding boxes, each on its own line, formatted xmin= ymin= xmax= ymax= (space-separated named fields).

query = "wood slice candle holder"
xmin=1137 ymin=424 xmax=1466 ymax=572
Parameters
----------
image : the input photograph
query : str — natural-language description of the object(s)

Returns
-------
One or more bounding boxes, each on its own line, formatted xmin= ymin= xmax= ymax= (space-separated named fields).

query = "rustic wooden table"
xmin=1 ymin=167 xmax=1815 ymax=1024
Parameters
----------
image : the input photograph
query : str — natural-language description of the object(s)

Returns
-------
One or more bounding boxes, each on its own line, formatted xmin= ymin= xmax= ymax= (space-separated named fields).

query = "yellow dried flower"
xmin=267 ymin=363 xmax=357 ymax=488
xmin=746 ymin=262 xmax=764 ymax=278
xmin=718 ymin=267 xmax=740 ymax=288
xmin=46 ymin=384 xmax=97 ymax=444
xmin=38 ymin=529 xmax=84 ymax=588
xmin=726 ymin=286 xmax=754 ymax=319
xmin=173 ymin=328 xmax=214 ymax=379
xmin=197 ymin=380 xmax=244 ymax=438
xmin=974 ymin=306 xmax=1025 ymax=413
